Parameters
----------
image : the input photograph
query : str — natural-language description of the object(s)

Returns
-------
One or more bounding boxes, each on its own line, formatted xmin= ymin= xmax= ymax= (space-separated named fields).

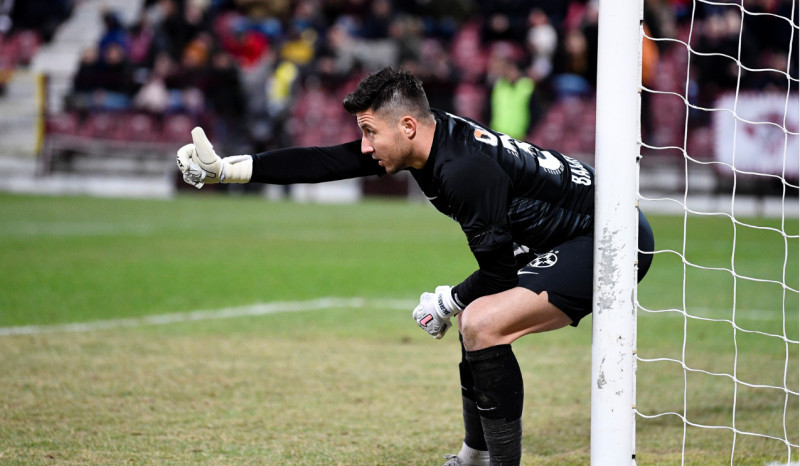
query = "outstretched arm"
xmin=251 ymin=140 xmax=384 ymax=184
xmin=176 ymin=127 xmax=384 ymax=188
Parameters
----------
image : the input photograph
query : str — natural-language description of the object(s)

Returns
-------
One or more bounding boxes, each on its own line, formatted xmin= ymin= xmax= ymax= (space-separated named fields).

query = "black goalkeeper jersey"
xmin=251 ymin=109 xmax=594 ymax=308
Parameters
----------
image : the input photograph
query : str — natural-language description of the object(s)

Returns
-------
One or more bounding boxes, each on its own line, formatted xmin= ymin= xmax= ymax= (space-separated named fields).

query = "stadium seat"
xmin=46 ymin=112 xmax=80 ymax=135
xmin=454 ymin=82 xmax=486 ymax=123
xmin=78 ymin=112 xmax=118 ymax=139
xmin=529 ymin=97 xmax=598 ymax=157
xmin=115 ymin=112 xmax=160 ymax=142
xmin=12 ymin=30 xmax=41 ymax=67
xmin=687 ymin=126 xmax=715 ymax=160
xmin=161 ymin=113 xmax=196 ymax=143
xmin=450 ymin=21 xmax=487 ymax=83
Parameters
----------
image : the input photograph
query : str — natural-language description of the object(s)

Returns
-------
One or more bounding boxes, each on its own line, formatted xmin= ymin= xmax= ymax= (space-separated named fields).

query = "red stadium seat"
xmin=46 ymin=112 xmax=80 ymax=135
xmin=454 ymin=83 xmax=486 ymax=123
xmin=115 ymin=112 xmax=160 ymax=141
xmin=450 ymin=21 xmax=487 ymax=83
xmin=78 ymin=112 xmax=118 ymax=139
xmin=161 ymin=113 xmax=196 ymax=143
xmin=12 ymin=30 xmax=41 ymax=67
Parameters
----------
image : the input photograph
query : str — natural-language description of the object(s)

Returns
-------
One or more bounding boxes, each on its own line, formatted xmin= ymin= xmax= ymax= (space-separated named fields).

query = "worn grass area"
xmin=0 ymin=193 xmax=797 ymax=464
xmin=0 ymin=306 xmax=595 ymax=465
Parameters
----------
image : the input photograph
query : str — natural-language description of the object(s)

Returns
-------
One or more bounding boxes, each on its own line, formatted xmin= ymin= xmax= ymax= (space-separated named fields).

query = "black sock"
xmin=459 ymin=335 xmax=487 ymax=451
xmin=465 ymin=344 xmax=524 ymax=465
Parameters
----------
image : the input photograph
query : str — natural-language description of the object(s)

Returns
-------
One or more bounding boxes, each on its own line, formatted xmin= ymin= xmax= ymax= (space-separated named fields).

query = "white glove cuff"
xmin=435 ymin=285 xmax=462 ymax=317
xmin=220 ymin=155 xmax=253 ymax=183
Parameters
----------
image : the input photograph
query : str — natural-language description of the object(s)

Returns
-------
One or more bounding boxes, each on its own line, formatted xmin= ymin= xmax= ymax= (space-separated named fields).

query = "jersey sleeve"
xmin=443 ymin=156 xmax=520 ymax=307
xmin=250 ymin=140 xmax=385 ymax=184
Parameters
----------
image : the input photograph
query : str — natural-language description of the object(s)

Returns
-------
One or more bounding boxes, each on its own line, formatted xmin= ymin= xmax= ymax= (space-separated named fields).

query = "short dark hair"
xmin=342 ymin=67 xmax=432 ymax=122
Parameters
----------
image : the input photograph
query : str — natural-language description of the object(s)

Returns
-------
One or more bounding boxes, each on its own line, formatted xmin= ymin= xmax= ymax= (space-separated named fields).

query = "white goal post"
xmin=591 ymin=0 xmax=643 ymax=464
xmin=592 ymin=0 xmax=799 ymax=464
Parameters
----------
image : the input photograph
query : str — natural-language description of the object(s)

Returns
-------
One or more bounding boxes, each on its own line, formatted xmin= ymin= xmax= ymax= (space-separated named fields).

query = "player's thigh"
xmin=458 ymin=287 xmax=572 ymax=350
xmin=459 ymin=234 xmax=594 ymax=349
xmin=516 ymin=234 xmax=594 ymax=328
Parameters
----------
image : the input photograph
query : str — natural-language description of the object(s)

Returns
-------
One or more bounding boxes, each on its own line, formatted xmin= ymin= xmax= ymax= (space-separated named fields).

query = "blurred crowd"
xmin=1 ymin=0 xmax=797 ymax=156
xmin=0 ymin=0 xmax=73 ymax=42
xmin=0 ymin=0 xmax=73 ymax=92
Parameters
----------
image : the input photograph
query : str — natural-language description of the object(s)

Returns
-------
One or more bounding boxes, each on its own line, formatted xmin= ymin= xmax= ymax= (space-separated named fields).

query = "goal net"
xmin=593 ymin=0 xmax=799 ymax=464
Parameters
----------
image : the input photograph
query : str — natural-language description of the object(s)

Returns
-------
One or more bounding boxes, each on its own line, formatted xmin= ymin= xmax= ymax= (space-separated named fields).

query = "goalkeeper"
xmin=176 ymin=67 xmax=654 ymax=466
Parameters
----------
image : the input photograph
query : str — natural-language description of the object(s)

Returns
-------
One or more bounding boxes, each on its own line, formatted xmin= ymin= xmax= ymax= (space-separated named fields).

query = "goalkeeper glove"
xmin=176 ymin=127 xmax=253 ymax=188
xmin=412 ymin=285 xmax=463 ymax=339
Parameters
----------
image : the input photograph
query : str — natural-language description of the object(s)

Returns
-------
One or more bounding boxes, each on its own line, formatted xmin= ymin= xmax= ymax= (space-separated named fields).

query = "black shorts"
xmin=516 ymin=211 xmax=654 ymax=327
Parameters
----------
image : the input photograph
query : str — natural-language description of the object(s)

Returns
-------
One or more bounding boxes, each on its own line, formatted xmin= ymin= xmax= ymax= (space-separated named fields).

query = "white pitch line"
xmin=4 ymin=300 xmax=793 ymax=337
xmin=0 ymin=297 xmax=417 ymax=336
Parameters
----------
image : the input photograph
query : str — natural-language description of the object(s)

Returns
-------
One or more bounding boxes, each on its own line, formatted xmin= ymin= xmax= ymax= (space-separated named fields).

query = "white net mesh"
xmin=636 ymin=0 xmax=799 ymax=462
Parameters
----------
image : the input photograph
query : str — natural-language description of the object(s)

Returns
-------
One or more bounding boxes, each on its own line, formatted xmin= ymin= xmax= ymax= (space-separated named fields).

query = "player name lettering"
xmin=566 ymin=157 xmax=591 ymax=186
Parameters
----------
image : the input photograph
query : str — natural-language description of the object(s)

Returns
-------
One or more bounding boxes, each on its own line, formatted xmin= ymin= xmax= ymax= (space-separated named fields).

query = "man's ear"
xmin=400 ymin=116 xmax=417 ymax=139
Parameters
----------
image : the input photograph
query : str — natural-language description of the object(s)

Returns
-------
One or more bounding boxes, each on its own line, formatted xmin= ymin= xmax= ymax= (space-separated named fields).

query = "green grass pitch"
xmin=0 ymin=193 xmax=797 ymax=464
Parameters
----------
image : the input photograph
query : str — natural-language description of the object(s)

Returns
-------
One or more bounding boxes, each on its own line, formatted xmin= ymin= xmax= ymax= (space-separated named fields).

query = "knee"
xmin=459 ymin=297 xmax=499 ymax=350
